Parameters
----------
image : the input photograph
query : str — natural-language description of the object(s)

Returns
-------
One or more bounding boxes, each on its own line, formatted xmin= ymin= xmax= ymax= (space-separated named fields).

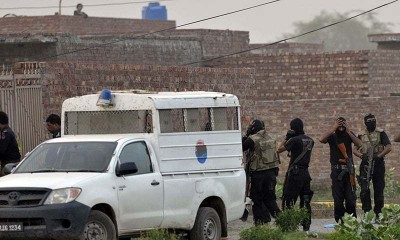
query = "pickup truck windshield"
xmin=15 ymin=142 xmax=117 ymax=173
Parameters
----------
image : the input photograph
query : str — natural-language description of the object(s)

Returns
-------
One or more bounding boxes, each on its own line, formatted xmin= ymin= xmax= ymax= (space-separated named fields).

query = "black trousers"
xmin=331 ymin=169 xmax=357 ymax=222
xmin=250 ymin=168 xmax=281 ymax=225
xmin=359 ymin=160 xmax=385 ymax=215
xmin=282 ymin=167 xmax=313 ymax=231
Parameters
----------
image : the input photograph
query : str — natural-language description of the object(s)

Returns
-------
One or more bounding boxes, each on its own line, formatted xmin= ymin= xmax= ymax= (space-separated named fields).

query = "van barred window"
xmin=159 ymin=107 xmax=239 ymax=133
xmin=64 ymin=110 xmax=152 ymax=135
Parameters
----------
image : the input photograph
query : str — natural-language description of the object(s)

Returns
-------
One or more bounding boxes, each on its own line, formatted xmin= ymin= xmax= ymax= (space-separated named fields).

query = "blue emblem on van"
xmin=195 ymin=140 xmax=207 ymax=164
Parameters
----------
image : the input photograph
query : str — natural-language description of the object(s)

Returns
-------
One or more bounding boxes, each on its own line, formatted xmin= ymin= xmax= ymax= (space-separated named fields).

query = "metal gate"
xmin=0 ymin=63 xmax=46 ymax=157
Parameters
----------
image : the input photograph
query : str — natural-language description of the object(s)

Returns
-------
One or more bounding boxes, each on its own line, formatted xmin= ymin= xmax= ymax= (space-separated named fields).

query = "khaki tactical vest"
xmin=359 ymin=129 xmax=384 ymax=155
xmin=248 ymin=130 xmax=280 ymax=171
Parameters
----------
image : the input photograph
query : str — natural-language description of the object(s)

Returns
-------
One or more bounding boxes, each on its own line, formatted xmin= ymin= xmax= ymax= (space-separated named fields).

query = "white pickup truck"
xmin=0 ymin=90 xmax=246 ymax=240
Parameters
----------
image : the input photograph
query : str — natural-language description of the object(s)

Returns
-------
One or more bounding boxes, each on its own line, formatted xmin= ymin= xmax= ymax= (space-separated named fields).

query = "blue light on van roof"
xmin=96 ymin=89 xmax=113 ymax=106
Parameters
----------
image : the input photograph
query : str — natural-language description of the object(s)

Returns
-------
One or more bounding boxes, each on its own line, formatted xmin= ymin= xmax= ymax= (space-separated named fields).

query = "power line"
xmin=0 ymin=0 xmax=173 ymax=10
xmin=181 ymin=0 xmax=398 ymax=66
xmin=34 ymin=0 xmax=281 ymax=62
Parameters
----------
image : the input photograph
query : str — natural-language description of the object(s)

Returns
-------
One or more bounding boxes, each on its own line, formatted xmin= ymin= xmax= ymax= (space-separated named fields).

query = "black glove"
xmin=360 ymin=154 xmax=369 ymax=162
xmin=373 ymin=154 xmax=383 ymax=161
xmin=285 ymin=129 xmax=296 ymax=140
xmin=245 ymin=127 xmax=252 ymax=138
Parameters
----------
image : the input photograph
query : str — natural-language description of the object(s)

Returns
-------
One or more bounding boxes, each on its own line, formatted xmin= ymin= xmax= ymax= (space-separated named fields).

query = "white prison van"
xmin=0 ymin=90 xmax=246 ymax=240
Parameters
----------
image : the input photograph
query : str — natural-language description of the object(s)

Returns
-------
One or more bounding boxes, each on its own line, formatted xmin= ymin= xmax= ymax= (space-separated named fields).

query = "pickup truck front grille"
xmin=0 ymin=188 xmax=50 ymax=208
xmin=0 ymin=218 xmax=45 ymax=226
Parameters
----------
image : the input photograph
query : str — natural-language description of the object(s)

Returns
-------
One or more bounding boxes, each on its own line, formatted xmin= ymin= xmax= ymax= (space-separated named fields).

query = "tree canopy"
xmin=283 ymin=11 xmax=393 ymax=51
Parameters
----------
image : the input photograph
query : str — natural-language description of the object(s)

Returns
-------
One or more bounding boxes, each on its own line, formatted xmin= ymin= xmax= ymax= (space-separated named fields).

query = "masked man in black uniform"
xmin=277 ymin=118 xmax=314 ymax=231
xmin=319 ymin=117 xmax=361 ymax=223
xmin=354 ymin=113 xmax=391 ymax=218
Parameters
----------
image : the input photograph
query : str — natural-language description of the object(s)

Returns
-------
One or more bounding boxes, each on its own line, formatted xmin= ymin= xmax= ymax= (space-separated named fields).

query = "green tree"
xmin=283 ymin=11 xmax=392 ymax=51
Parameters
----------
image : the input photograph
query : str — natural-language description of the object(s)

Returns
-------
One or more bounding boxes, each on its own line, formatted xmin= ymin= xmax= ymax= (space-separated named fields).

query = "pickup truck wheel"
xmin=81 ymin=210 xmax=116 ymax=240
xmin=190 ymin=207 xmax=221 ymax=240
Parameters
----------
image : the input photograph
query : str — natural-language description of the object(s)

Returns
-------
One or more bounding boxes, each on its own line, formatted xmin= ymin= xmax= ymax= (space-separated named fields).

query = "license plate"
xmin=0 ymin=222 xmax=23 ymax=232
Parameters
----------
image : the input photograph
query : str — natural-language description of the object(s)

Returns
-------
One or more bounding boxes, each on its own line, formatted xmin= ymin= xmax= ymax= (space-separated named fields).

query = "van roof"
xmin=95 ymin=90 xmax=232 ymax=98
xmin=45 ymin=134 xmax=143 ymax=143
xmin=62 ymin=90 xmax=239 ymax=110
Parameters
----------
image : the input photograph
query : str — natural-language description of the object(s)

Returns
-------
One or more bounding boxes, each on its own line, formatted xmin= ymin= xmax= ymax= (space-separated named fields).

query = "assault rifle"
xmin=281 ymin=139 xmax=313 ymax=205
xmin=240 ymin=145 xmax=252 ymax=221
xmin=365 ymin=147 xmax=375 ymax=190
xmin=337 ymin=143 xmax=356 ymax=194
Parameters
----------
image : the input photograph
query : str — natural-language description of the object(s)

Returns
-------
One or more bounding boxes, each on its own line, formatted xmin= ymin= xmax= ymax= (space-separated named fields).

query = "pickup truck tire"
xmin=81 ymin=210 xmax=117 ymax=240
xmin=189 ymin=207 xmax=221 ymax=240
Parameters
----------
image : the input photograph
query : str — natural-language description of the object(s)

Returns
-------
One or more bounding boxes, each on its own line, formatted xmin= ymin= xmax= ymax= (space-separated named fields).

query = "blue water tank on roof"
xmin=142 ymin=2 xmax=167 ymax=20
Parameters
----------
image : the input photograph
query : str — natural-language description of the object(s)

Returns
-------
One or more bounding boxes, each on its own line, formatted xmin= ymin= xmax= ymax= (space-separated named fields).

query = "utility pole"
xmin=59 ymin=0 xmax=62 ymax=15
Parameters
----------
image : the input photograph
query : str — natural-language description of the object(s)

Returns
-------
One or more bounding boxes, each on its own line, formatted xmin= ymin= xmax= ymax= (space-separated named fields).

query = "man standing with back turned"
xmin=319 ymin=117 xmax=361 ymax=223
xmin=277 ymin=118 xmax=314 ymax=231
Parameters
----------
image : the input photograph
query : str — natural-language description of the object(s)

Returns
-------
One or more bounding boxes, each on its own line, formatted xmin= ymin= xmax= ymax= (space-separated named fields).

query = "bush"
xmin=327 ymin=204 xmax=400 ymax=240
xmin=275 ymin=208 xmax=308 ymax=232
xmin=385 ymin=168 xmax=400 ymax=199
xmin=239 ymin=225 xmax=283 ymax=240
xmin=138 ymin=228 xmax=180 ymax=240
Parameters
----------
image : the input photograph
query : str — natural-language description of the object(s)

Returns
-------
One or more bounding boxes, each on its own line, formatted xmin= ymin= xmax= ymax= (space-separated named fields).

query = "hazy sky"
xmin=1 ymin=0 xmax=399 ymax=43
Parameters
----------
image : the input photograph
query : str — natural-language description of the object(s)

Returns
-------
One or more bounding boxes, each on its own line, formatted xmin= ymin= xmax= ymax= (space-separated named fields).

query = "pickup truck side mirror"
xmin=116 ymin=162 xmax=138 ymax=177
xmin=3 ymin=163 xmax=18 ymax=176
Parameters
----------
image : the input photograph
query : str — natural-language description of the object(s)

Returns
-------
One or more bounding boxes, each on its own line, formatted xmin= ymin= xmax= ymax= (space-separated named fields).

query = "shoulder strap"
xmin=287 ymin=138 xmax=312 ymax=173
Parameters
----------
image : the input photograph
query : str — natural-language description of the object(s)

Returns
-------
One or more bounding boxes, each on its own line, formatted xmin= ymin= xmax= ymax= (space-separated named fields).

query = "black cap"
xmin=364 ymin=113 xmax=375 ymax=123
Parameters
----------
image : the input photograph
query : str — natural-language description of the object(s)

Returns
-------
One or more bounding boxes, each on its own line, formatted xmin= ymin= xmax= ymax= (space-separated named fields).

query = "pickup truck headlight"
xmin=44 ymin=188 xmax=82 ymax=205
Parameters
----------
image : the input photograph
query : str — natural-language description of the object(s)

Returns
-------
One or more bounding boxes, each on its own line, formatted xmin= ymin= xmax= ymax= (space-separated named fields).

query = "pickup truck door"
xmin=115 ymin=141 xmax=163 ymax=231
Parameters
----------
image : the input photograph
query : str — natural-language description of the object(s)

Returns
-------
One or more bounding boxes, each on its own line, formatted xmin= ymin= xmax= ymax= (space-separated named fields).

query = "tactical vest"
xmin=359 ymin=129 xmax=384 ymax=155
xmin=248 ymin=130 xmax=280 ymax=171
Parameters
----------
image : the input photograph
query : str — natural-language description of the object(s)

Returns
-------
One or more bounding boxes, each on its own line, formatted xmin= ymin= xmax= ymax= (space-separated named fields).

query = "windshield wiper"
xmin=65 ymin=170 xmax=101 ymax=172
xmin=29 ymin=170 xmax=62 ymax=173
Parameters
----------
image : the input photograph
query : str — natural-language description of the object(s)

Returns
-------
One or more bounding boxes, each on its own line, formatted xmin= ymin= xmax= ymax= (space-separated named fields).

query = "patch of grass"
xmin=138 ymin=229 xmax=180 ymax=240
xmin=282 ymin=231 xmax=308 ymax=240
xmin=239 ymin=225 xmax=283 ymax=240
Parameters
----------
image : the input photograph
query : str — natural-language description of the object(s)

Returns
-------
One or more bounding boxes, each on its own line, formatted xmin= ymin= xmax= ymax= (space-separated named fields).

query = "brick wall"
xmin=0 ymin=33 xmax=203 ymax=66
xmin=40 ymin=61 xmax=256 ymax=121
xmin=249 ymin=42 xmax=323 ymax=54
xmin=39 ymin=61 xmax=400 ymax=184
xmin=211 ymin=51 xmax=370 ymax=100
xmin=56 ymin=35 xmax=204 ymax=66
xmin=160 ymin=29 xmax=249 ymax=59
xmin=0 ymin=15 xmax=176 ymax=36
xmin=369 ymin=50 xmax=400 ymax=97
xmin=0 ymin=42 xmax=56 ymax=65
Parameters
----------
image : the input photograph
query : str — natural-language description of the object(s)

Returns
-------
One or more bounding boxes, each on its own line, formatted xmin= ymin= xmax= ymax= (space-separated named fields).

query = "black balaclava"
xmin=247 ymin=119 xmax=265 ymax=135
xmin=335 ymin=117 xmax=347 ymax=138
xmin=290 ymin=118 xmax=304 ymax=136
xmin=364 ymin=113 xmax=376 ymax=132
